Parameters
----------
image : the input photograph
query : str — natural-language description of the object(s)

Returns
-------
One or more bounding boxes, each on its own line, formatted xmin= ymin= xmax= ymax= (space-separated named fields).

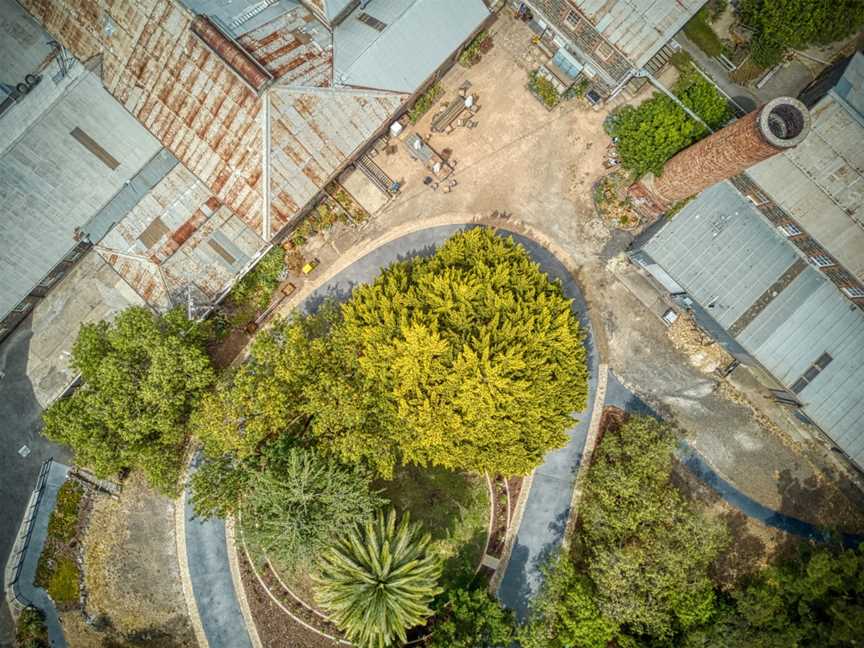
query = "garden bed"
xmin=35 ymin=480 xmax=90 ymax=611
xmin=239 ymin=465 xmax=493 ymax=642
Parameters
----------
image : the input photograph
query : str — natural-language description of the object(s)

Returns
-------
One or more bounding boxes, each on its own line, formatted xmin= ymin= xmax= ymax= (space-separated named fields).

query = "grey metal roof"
xmin=834 ymin=51 xmax=864 ymax=118
xmin=0 ymin=70 xmax=161 ymax=319
xmin=334 ymin=0 xmax=489 ymax=92
xmin=642 ymin=181 xmax=864 ymax=468
xmin=177 ymin=0 xmax=302 ymax=37
xmin=641 ymin=182 xmax=801 ymax=329
xmin=747 ymin=58 xmax=864 ymax=281
xmin=572 ymin=0 xmax=705 ymax=68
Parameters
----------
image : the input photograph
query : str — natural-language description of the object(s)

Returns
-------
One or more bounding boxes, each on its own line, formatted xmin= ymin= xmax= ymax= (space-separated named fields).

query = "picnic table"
xmin=403 ymin=133 xmax=452 ymax=179
xmin=431 ymin=93 xmax=477 ymax=132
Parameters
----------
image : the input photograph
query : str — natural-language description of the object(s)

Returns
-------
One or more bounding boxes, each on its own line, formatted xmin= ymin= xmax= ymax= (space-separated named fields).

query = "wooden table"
xmin=431 ymin=95 xmax=471 ymax=132
xmin=403 ymin=134 xmax=452 ymax=180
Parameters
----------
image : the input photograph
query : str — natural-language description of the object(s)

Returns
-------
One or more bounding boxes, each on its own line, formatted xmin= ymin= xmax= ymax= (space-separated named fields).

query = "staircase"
xmin=357 ymin=154 xmax=396 ymax=195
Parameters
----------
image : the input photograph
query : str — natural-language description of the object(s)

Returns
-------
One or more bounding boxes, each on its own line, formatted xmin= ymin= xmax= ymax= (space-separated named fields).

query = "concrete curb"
xmin=489 ymin=471 xmax=533 ymax=593
xmin=174 ymin=465 xmax=209 ymax=648
xmin=225 ymin=518 xmax=263 ymax=648
xmin=563 ymin=363 xmax=609 ymax=547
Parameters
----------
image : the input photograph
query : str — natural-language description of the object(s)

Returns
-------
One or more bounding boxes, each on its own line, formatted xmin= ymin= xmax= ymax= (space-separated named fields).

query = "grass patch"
xmin=47 ymin=481 xmax=84 ymax=543
xmin=409 ymin=83 xmax=444 ymax=124
xmin=36 ymin=481 xmax=84 ymax=608
xmin=683 ymin=7 xmax=724 ymax=57
xmin=46 ymin=556 xmax=80 ymax=604
xmin=376 ymin=465 xmax=489 ymax=590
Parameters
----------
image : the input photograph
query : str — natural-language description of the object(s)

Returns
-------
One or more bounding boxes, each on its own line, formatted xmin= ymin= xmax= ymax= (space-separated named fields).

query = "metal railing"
xmin=5 ymin=458 xmax=53 ymax=610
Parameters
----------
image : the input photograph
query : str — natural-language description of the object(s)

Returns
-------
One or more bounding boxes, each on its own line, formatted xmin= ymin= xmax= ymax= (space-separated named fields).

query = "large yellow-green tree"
xmin=192 ymin=229 xmax=589 ymax=479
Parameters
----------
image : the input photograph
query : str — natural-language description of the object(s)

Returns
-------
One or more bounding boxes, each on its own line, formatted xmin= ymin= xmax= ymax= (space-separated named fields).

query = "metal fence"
xmin=5 ymin=458 xmax=53 ymax=611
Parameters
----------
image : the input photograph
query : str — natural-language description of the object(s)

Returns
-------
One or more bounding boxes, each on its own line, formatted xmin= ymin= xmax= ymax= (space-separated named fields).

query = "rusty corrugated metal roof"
xmin=191 ymin=14 xmax=274 ymax=92
xmin=574 ymin=0 xmax=704 ymax=68
xmin=268 ymin=87 xmax=404 ymax=234
xmin=97 ymin=163 xmax=266 ymax=307
xmin=238 ymin=5 xmax=332 ymax=86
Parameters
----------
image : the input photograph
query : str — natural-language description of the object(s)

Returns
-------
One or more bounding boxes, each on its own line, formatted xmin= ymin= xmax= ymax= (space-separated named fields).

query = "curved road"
xmin=184 ymin=223 xmax=597 ymax=639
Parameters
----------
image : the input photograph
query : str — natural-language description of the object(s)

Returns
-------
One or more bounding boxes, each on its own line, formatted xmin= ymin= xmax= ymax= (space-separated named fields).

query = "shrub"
xmin=315 ymin=509 xmax=442 ymax=648
xmin=409 ymin=83 xmax=444 ymax=124
xmin=458 ymin=31 xmax=487 ymax=67
xmin=16 ymin=607 xmax=49 ymax=648
xmin=229 ymin=246 xmax=285 ymax=312
xmin=529 ymin=72 xmax=560 ymax=108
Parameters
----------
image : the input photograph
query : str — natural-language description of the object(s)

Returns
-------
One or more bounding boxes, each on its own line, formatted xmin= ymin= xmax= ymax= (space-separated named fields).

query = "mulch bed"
xmin=238 ymin=550 xmax=342 ymax=648
xmin=486 ymin=475 xmax=522 ymax=559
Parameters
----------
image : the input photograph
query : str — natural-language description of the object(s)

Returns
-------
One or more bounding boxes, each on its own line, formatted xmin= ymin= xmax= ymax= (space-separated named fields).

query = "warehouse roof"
xmin=570 ymin=0 xmax=704 ymax=69
xmin=0 ymin=69 xmax=160 ymax=318
xmin=642 ymin=181 xmax=864 ymax=468
xmin=747 ymin=53 xmax=864 ymax=281
xmin=334 ymin=0 xmax=489 ymax=92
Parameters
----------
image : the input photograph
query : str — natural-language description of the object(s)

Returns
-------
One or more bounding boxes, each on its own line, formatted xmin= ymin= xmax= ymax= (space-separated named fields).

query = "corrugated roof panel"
xmin=0 ymin=70 xmax=161 ymax=318
xmin=268 ymin=87 xmax=403 ymax=234
xmin=642 ymin=180 xmax=864 ymax=468
xmin=334 ymin=0 xmax=489 ymax=92
xmin=748 ymin=87 xmax=864 ymax=280
xmin=642 ymin=182 xmax=799 ymax=328
xmin=570 ymin=0 xmax=703 ymax=67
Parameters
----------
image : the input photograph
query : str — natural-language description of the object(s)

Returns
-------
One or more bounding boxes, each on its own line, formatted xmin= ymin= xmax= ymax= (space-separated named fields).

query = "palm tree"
xmin=314 ymin=508 xmax=442 ymax=648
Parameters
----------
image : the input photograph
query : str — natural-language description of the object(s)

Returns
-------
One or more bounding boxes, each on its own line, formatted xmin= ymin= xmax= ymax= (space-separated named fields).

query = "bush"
xmin=229 ymin=246 xmax=285 ymax=312
xmin=459 ymin=31 xmax=486 ymax=67
xmin=409 ymin=83 xmax=444 ymax=124
xmin=529 ymin=72 xmax=560 ymax=108
xmin=608 ymin=72 xmax=730 ymax=177
xmin=16 ymin=607 xmax=49 ymax=648
xmin=429 ymin=587 xmax=516 ymax=648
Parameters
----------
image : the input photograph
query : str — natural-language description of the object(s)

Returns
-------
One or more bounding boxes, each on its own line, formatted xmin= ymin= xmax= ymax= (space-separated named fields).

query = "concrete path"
xmin=184 ymin=454 xmax=253 ymax=648
xmin=13 ymin=460 xmax=70 ymax=648
xmin=604 ymin=370 xmax=864 ymax=549
xmin=0 ymin=319 xmax=72 ymax=643
xmin=490 ymin=241 xmax=599 ymax=621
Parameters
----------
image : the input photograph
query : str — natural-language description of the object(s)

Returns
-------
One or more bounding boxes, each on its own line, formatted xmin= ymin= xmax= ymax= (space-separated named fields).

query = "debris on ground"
xmin=666 ymin=312 xmax=733 ymax=373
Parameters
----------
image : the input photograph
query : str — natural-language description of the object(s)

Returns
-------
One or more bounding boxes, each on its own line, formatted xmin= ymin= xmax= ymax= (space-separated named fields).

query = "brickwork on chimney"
xmin=650 ymin=109 xmax=780 ymax=205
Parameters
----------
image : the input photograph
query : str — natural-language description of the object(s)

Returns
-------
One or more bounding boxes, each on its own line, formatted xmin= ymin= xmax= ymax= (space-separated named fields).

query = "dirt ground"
xmin=60 ymin=472 xmax=195 ymax=647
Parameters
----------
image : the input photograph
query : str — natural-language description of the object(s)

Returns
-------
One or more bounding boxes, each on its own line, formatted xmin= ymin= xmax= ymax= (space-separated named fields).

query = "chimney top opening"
xmin=767 ymin=104 xmax=805 ymax=139
xmin=759 ymin=98 xmax=810 ymax=148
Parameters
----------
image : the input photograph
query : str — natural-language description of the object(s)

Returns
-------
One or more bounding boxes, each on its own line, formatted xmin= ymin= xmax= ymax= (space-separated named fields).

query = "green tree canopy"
xmin=685 ymin=545 xmax=864 ymax=647
xmin=315 ymin=509 xmax=442 ymax=648
xmin=42 ymin=307 xmax=215 ymax=494
xmin=328 ymin=228 xmax=589 ymax=477
xmin=192 ymin=229 xmax=589 ymax=479
xmin=609 ymin=72 xmax=730 ymax=177
xmin=740 ymin=0 xmax=864 ymax=66
xmin=580 ymin=416 xmax=728 ymax=638
xmin=428 ymin=587 xmax=516 ymax=648
xmin=519 ymin=553 xmax=622 ymax=648
xmin=236 ymin=440 xmax=384 ymax=570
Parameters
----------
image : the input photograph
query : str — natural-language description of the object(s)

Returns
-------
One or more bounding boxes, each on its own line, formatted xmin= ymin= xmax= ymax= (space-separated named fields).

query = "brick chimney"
xmin=630 ymin=97 xmax=810 ymax=215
